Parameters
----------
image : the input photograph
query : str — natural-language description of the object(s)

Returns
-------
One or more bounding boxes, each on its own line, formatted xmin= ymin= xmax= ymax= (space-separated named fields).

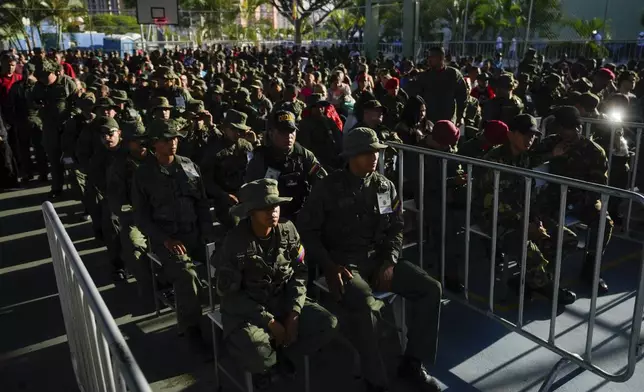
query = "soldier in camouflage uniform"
xmin=214 ymin=179 xmax=338 ymax=389
xmin=89 ymin=117 xmax=129 ymax=281
xmin=147 ymin=96 xmax=173 ymax=122
xmin=61 ymin=93 xmax=95 ymax=207
xmin=178 ymin=100 xmax=220 ymax=163
xmin=478 ymin=114 xmax=577 ymax=305
xmin=249 ymin=81 xmax=273 ymax=118
xmin=8 ymin=63 xmax=47 ymax=181
xmin=150 ymin=66 xmax=193 ymax=114
xmin=33 ymin=58 xmax=78 ymax=198
xmin=531 ymin=106 xmax=612 ymax=294
xmin=272 ymin=84 xmax=306 ymax=121
xmin=297 ymin=128 xmax=443 ymax=392
xmin=201 ymin=109 xmax=254 ymax=228
xmin=380 ymin=78 xmax=405 ymax=129
xmin=107 ymin=120 xmax=154 ymax=308
xmin=351 ymin=99 xmax=403 ymax=182
xmin=132 ymin=120 xmax=213 ymax=343
xmin=482 ymin=73 xmax=524 ymax=126
xmin=463 ymin=95 xmax=482 ymax=135
xmin=245 ymin=111 xmax=327 ymax=222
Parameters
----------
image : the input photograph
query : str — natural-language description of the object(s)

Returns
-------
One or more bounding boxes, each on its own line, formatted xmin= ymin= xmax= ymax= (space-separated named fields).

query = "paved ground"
xmin=1 ymin=182 xmax=644 ymax=392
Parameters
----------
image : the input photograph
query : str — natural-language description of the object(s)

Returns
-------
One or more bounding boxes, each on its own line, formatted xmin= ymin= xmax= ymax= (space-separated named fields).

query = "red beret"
xmin=432 ymin=120 xmax=460 ymax=147
xmin=385 ymin=77 xmax=400 ymax=90
xmin=483 ymin=120 xmax=509 ymax=145
xmin=598 ymin=68 xmax=615 ymax=80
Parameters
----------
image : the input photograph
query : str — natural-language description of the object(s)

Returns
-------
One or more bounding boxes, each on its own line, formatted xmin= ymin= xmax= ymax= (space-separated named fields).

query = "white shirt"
xmin=594 ymin=33 xmax=602 ymax=45
xmin=496 ymin=36 xmax=503 ymax=50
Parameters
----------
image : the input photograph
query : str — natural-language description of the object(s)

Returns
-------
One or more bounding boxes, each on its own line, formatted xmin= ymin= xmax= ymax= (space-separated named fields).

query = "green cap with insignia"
xmin=186 ymin=100 xmax=206 ymax=116
xmin=121 ymin=120 xmax=147 ymax=141
xmin=230 ymin=179 xmax=293 ymax=217
xmin=341 ymin=127 xmax=387 ymax=158
xmin=148 ymin=119 xmax=186 ymax=141
xmin=97 ymin=116 xmax=120 ymax=134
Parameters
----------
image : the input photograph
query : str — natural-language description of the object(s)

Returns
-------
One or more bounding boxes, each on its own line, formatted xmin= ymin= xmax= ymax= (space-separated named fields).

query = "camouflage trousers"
xmin=225 ymin=300 xmax=337 ymax=374
xmin=150 ymin=232 xmax=204 ymax=332
xmin=487 ymin=216 xmax=578 ymax=289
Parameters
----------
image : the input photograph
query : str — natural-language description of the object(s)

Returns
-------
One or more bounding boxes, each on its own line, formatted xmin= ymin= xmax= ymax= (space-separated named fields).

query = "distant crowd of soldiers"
xmin=0 ymin=43 xmax=643 ymax=391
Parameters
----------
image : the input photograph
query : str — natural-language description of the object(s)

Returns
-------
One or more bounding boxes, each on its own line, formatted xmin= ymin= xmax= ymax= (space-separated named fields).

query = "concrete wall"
xmin=561 ymin=0 xmax=643 ymax=40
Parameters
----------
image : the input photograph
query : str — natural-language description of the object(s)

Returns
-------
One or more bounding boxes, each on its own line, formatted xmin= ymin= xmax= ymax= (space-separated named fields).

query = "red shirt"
xmin=0 ymin=73 xmax=22 ymax=103
xmin=61 ymin=62 xmax=76 ymax=79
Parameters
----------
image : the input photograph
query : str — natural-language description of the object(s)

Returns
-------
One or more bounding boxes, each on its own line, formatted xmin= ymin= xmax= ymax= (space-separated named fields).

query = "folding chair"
xmin=205 ymin=242 xmax=311 ymax=392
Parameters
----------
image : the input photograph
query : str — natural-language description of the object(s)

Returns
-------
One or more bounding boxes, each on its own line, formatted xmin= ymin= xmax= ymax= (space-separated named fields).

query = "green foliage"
xmin=88 ymin=14 xmax=139 ymax=35
xmin=181 ymin=0 xmax=240 ymax=39
xmin=269 ymin=0 xmax=353 ymax=43
xmin=325 ymin=9 xmax=365 ymax=40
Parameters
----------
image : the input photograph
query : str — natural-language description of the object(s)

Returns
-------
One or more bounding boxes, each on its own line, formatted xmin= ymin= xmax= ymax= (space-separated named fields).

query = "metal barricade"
xmin=42 ymin=201 xmax=151 ymax=392
xmin=387 ymin=142 xmax=644 ymax=389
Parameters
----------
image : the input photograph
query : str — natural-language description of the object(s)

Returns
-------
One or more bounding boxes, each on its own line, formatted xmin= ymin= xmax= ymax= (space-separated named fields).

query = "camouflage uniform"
xmin=201 ymin=110 xmax=254 ymax=227
xmin=132 ymin=121 xmax=213 ymax=332
xmin=107 ymin=121 xmax=153 ymax=303
xmin=214 ymin=179 xmax=337 ymax=375
xmin=179 ymin=100 xmax=221 ymax=163
xmin=89 ymin=117 xmax=128 ymax=274
xmin=33 ymin=59 xmax=78 ymax=194
xmin=150 ymin=66 xmax=193 ymax=114
xmin=297 ymin=128 xmax=442 ymax=389
xmin=245 ymin=141 xmax=327 ymax=222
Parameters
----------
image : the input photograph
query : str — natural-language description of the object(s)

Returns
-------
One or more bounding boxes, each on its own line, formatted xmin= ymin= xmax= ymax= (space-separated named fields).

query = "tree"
xmin=88 ymin=14 xmax=139 ymax=35
xmin=0 ymin=0 xmax=52 ymax=51
xmin=325 ymin=9 xmax=365 ymax=40
xmin=268 ymin=0 xmax=353 ymax=44
xmin=181 ymin=0 xmax=240 ymax=40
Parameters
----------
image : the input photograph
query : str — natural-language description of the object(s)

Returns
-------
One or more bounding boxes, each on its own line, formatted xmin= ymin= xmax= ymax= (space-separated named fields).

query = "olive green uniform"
xmin=297 ymin=169 xmax=442 ymax=387
xmin=215 ymin=220 xmax=337 ymax=374
xmin=132 ymin=155 xmax=213 ymax=331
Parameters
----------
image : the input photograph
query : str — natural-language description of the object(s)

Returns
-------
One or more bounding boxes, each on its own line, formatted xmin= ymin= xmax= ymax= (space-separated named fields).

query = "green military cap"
xmin=36 ymin=58 xmax=59 ymax=75
xmin=341 ymin=127 xmax=388 ymax=158
xmin=94 ymin=97 xmax=119 ymax=109
xmin=153 ymin=66 xmax=176 ymax=80
xmin=211 ymin=85 xmax=224 ymax=94
xmin=77 ymin=92 xmax=96 ymax=109
xmin=110 ymin=89 xmax=129 ymax=103
xmin=249 ymin=80 xmax=263 ymax=90
xmin=230 ymin=179 xmax=293 ymax=218
xmin=97 ymin=116 xmax=120 ymax=134
xmin=571 ymin=77 xmax=593 ymax=93
xmin=185 ymin=100 xmax=206 ymax=118
xmin=148 ymin=119 xmax=186 ymax=141
xmin=151 ymin=96 xmax=174 ymax=110
xmin=236 ymin=87 xmax=251 ymax=103
xmin=23 ymin=63 xmax=36 ymax=74
xmin=496 ymin=73 xmax=517 ymax=90
xmin=223 ymin=109 xmax=251 ymax=132
xmin=554 ymin=105 xmax=582 ymax=129
xmin=578 ymin=92 xmax=600 ymax=111
xmin=121 ymin=120 xmax=147 ymax=141
xmin=511 ymin=114 xmax=542 ymax=135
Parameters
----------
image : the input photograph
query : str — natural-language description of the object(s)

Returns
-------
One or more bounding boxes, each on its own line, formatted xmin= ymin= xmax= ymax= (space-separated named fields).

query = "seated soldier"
xmin=245 ymin=110 xmax=327 ymax=222
xmin=531 ymin=106 xmax=613 ymax=294
xmin=478 ymin=114 xmax=577 ymax=305
xmin=458 ymin=120 xmax=509 ymax=159
xmin=298 ymin=127 xmax=443 ymax=392
xmin=214 ymin=179 xmax=338 ymax=389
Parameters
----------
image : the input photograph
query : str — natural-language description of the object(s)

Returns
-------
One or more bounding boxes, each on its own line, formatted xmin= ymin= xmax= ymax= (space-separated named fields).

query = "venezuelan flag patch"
xmin=295 ymin=245 xmax=305 ymax=263
xmin=308 ymin=162 xmax=321 ymax=176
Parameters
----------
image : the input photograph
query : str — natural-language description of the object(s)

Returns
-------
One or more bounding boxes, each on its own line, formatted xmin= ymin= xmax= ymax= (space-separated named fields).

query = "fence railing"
xmin=385 ymin=140 xmax=644 ymax=389
xmin=42 ymin=201 xmax=151 ymax=392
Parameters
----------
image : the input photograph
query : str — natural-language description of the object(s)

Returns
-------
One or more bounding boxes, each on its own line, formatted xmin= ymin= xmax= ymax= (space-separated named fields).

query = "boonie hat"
xmin=98 ymin=116 xmax=120 ymax=134
xmin=148 ymin=119 xmax=186 ymax=141
xmin=223 ymin=109 xmax=251 ymax=131
xmin=511 ymin=114 xmax=542 ymax=135
xmin=230 ymin=179 xmax=293 ymax=217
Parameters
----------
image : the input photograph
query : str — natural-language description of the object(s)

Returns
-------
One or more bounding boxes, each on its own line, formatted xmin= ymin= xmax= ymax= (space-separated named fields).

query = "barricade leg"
xmin=538 ymin=358 xmax=571 ymax=392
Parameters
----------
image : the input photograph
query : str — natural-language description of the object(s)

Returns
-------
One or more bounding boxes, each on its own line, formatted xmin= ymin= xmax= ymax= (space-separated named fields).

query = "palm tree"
xmin=185 ymin=0 xmax=240 ymax=40
xmin=42 ymin=0 xmax=85 ymax=48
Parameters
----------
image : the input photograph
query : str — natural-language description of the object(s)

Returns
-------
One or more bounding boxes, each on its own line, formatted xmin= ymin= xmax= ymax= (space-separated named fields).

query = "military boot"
xmin=397 ymin=356 xmax=442 ymax=392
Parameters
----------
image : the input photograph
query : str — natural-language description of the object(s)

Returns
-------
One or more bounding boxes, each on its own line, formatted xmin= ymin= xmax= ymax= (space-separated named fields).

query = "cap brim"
xmin=340 ymin=142 xmax=388 ymax=157
xmin=155 ymin=105 xmax=174 ymax=109
xmin=307 ymin=100 xmax=331 ymax=109
xmin=228 ymin=122 xmax=251 ymax=131
xmin=517 ymin=126 xmax=542 ymax=136
xmin=276 ymin=123 xmax=298 ymax=133
xmin=230 ymin=195 xmax=293 ymax=217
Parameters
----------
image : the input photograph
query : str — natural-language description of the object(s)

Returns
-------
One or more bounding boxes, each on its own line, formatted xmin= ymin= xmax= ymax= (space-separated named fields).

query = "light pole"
xmin=523 ymin=0 xmax=535 ymax=54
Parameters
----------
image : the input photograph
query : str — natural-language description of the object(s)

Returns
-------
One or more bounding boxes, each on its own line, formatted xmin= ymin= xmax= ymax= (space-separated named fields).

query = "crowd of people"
xmin=1 ymin=42 xmax=643 ymax=391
